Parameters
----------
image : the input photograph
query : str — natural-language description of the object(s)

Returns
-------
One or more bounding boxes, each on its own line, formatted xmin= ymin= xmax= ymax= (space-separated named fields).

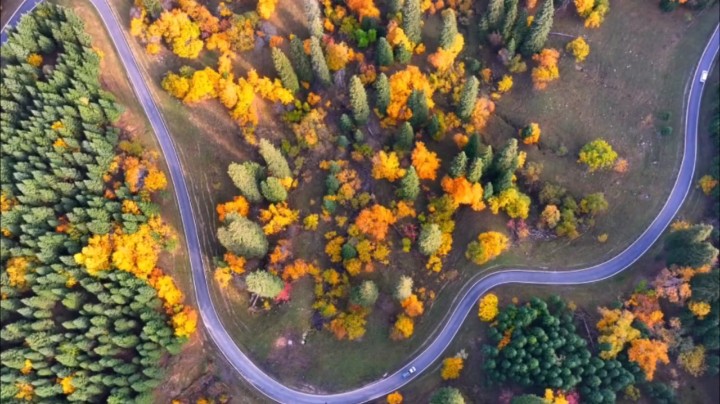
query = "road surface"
xmin=2 ymin=2 xmax=718 ymax=403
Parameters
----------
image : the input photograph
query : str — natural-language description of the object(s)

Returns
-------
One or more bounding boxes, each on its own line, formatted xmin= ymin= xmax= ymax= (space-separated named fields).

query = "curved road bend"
xmin=3 ymin=3 xmax=719 ymax=403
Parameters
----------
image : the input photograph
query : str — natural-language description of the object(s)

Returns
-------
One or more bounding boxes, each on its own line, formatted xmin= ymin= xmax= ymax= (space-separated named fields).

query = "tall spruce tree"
xmin=395 ymin=121 xmax=415 ymax=151
xmin=228 ymin=162 xmax=264 ymax=203
xmin=402 ymin=0 xmax=422 ymax=44
xmin=521 ymin=0 xmax=554 ymax=55
xmin=217 ymin=215 xmax=269 ymax=258
xmin=310 ymin=37 xmax=331 ymax=86
xmin=449 ymin=151 xmax=468 ymax=178
xmin=374 ymin=72 xmax=390 ymax=114
xmin=304 ymin=0 xmax=323 ymax=38
xmin=271 ymin=47 xmax=299 ymax=93
xmin=467 ymin=157 xmax=484 ymax=183
xmin=349 ymin=75 xmax=370 ymax=124
xmin=408 ymin=90 xmax=429 ymax=128
xmin=397 ymin=166 xmax=420 ymax=200
xmin=289 ymin=37 xmax=313 ymax=83
xmin=501 ymin=0 xmax=519 ymax=41
xmin=487 ymin=0 xmax=506 ymax=30
xmin=259 ymin=138 xmax=292 ymax=178
xmin=376 ymin=37 xmax=394 ymax=66
xmin=439 ymin=9 xmax=459 ymax=49
xmin=457 ymin=76 xmax=479 ymax=121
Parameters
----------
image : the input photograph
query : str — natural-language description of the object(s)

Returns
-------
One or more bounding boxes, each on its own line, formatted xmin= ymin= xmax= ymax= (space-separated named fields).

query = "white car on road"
xmin=700 ymin=70 xmax=709 ymax=82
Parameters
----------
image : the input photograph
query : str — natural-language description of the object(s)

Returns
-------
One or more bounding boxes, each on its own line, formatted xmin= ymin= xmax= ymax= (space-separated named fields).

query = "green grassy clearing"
xmin=104 ymin=0 xmax=718 ymax=393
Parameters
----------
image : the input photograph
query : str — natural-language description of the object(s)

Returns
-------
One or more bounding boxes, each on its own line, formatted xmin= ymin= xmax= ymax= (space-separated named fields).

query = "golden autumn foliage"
xmin=214 ymin=267 xmax=233 ymax=288
xmin=698 ymin=175 xmax=718 ymax=195
xmin=391 ymin=314 xmax=414 ymax=340
xmin=531 ymin=49 xmax=560 ymax=90
xmin=20 ymin=359 xmax=32 ymax=375
xmin=6 ymin=257 xmax=30 ymax=288
xmin=257 ymin=0 xmax=279 ymax=19
xmin=172 ymin=306 xmax=198 ymax=338
xmin=440 ymin=356 xmax=464 ymax=380
xmin=596 ymin=308 xmax=641 ymax=359
xmin=282 ymin=259 xmax=317 ymax=281
xmin=625 ymin=293 xmax=664 ymax=329
xmin=566 ymin=37 xmax=590 ymax=63
xmin=441 ymin=176 xmax=485 ymax=211
xmin=574 ymin=0 xmax=595 ymax=17
xmin=328 ymin=311 xmax=368 ymax=340
xmin=488 ymin=188 xmax=531 ymax=219
xmin=224 ymin=252 xmax=246 ymax=274
xmin=465 ymin=231 xmax=509 ymax=265
xmin=497 ymin=74 xmax=513 ymax=93
xmin=372 ymin=151 xmax=406 ymax=182
xmin=355 ymin=204 xmax=397 ymax=240
xmin=216 ymin=196 xmax=250 ymax=221
xmin=15 ymin=382 xmax=33 ymax=401
xmin=74 ymin=234 xmax=112 ymax=275
xmin=26 ymin=53 xmax=43 ymax=67
xmin=411 ymin=142 xmax=441 ymax=180
xmin=689 ymin=301 xmax=712 ymax=319
xmin=147 ymin=10 xmax=204 ymax=59
xmin=401 ymin=294 xmax=425 ymax=317
xmin=304 ymin=214 xmax=320 ymax=230
xmin=428 ymin=34 xmax=464 ymax=72
xmin=59 ymin=376 xmax=75 ymax=395
xmin=387 ymin=66 xmax=434 ymax=121
xmin=627 ymin=338 xmax=670 ymax=381
xmin=326 ymin=41 xmax=352 ymax=71
xmin=478 ymin=293 xmax=499 ymax=322
xmin=347 ymin=0 xmax=381 ymax=20
xmin=678 ymin=345 xmax=707 ymax=377
xmin=520 ymin=123 xmax=541 ymax=145
xmin=386 ymin=391 xmax=404 ymax=404
xmin=544 ymin=389 xmax=569 ymax=404
xmin=259 ymin=203 xmax=300 ymax=235
xmin=386 ymin=21 xmax=413 ymax=53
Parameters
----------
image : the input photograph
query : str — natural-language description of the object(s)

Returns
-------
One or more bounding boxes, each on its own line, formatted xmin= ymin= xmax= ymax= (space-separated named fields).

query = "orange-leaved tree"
xmin=627 ymin=338 xmax=670 ymax=381
xmin=411 ymin=141 xmax=441 ymax=180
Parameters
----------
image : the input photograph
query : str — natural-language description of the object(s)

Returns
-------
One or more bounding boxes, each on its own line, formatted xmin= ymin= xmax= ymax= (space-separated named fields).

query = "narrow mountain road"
xmin=3 ymin=3 xmax=718 ymax=403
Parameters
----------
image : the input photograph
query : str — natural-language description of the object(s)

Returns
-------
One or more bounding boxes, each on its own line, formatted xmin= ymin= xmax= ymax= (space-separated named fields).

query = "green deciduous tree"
xmin=260 ymin=177 xmax=288 ymax=202
xmin=246 ymin=271 xmax=284 ymax=299
xmin=419 ymin=223 xmax=443 ymax=255
xmin=350 ymin=280 xmax=379 ymax=307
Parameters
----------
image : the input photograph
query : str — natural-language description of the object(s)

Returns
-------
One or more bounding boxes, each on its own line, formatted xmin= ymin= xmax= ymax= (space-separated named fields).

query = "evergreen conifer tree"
xmin=310 ymin=37 xmax=331 ymax=86
xmin=439 ymin=9 xmax=459 ymax=49
xmin=457 ymin=76 xmax=479 ymax=121
xmin=376 ymin=37 xmax=394 ymax=66
xmin=374 ymin=72 xmax=390 ymax=114
xmin=521 ymin=0 xmax=554 ymax=55
xmin=271 ymin=47 xmax=299 ymax=93
xmin=349 ymin=75 xmax=370 ymax=124
xmin=449 ymin=151 xmax=468 ymax=178
xmin=402 ymin=0 xmax=422 ymax=43
xmin=290 ymin=37 xmax=313 ymax=83
xmin=397 ymin=166 xmax=420 ymax=200
xmin=408 ymin=90 xmax=428 ymax=128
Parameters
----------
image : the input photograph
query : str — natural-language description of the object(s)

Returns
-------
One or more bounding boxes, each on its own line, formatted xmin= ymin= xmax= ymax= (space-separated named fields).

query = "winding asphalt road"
xmin=3 ymin=3 xmax=719 ymax=402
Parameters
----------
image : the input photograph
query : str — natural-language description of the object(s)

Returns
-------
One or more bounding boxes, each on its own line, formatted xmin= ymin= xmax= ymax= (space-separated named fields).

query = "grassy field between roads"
xmin=71 ymin=0 xmax=720 ymax=393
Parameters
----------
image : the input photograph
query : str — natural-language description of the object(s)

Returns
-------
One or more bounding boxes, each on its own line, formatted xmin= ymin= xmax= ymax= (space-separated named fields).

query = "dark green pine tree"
xmin=304 ymin=0 xmax=324 ymax=38
xmin=493 ymin=138 xmax=519 ymax=175
xmin=427 ymin=115 xmax=442 ymax=140
xmin=501 ymin=0 xmax=519 ymax=41
xmin=376 ymin=37 xmax=394 ymax=66
xmin=449 ymin=151 xmax=468 ymax=178
xmin=467 ymin=157 xmax=484 ymax=183
xmin=408 ymin=90 xmax=429 ymax=129
xmin=439 ymin=9 xmax=458 ymax=49
xmin=512 ymin=8 xmax=530 ymax=47
xmin=349 ymin=75 xmax=370 ymax=124
xmin=388 ymin=0 xmax=403 ymax=14
xmin=310 ymin=37 xmax=331 ymax=86
xmin=289 ymin=37 xmax=313 ymax=83
xmin=464 ymin=133 xmax=482 ymax=161
xmin=402 ymin=0 xmax=422 ymax=44
xmin=397 ymin=166 xmax=420 ymax=200
xmin=271 ymin=47 xmax=299 ymax=93
xmin=487 ymin=0 xmax=506 ymax=30
xmin=374 ymin=72 xmax=390 ymax=114
xmin=395 ymin=42 xmax=413 ymax=64
xmin=395 ymin=121 xmax=415 ymax=151
xmin=457 ymin=76 xmax=479 ymax=121
xmin=521 ymin=0 xmax=554 ymax=55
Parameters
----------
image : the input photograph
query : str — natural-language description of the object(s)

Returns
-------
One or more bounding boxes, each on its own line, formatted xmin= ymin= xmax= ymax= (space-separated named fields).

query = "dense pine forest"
xmin=1 ymin=4 xmax=195 ymax=402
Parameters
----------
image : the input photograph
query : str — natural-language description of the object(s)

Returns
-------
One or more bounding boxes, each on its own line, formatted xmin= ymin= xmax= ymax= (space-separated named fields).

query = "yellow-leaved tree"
xmin=465 ymin=232 xmax=509 ymax=265
xmin=478 ymin=293 xmax=499 ymax=322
